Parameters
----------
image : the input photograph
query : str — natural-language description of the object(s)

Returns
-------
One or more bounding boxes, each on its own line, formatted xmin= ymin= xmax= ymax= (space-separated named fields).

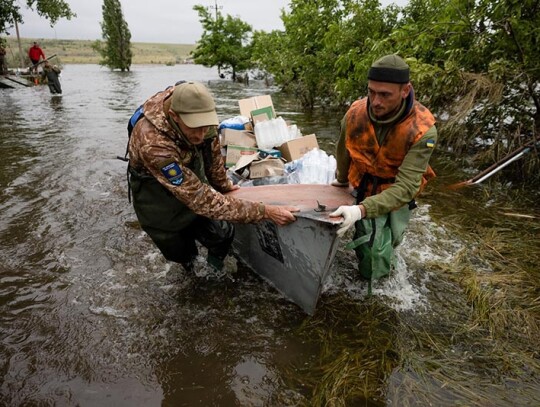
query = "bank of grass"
xmin=2 ymin=37 xmax=196 ymax=66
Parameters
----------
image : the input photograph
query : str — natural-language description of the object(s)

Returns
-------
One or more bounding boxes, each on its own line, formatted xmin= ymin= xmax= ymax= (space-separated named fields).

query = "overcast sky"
xmin=8 ymin=1 xmax=290 ymax=44
xmin=8 ymin=0 xmax=405 ymax=44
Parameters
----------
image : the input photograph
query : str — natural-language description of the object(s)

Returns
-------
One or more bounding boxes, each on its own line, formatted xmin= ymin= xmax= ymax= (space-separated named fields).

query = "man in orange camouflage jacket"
xmin=128 ymin=81 xmax=298 ymax=271
xmin=330 ymin=55 xmax=437 ymax=283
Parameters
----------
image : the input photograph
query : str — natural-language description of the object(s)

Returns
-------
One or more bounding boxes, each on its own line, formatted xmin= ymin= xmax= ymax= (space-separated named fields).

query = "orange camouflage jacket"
xmin=345 ymin=97 xmax=436 ymax=198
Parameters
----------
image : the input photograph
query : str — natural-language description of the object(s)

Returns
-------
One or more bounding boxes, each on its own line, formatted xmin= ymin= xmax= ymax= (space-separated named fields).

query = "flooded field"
xmin=0 ymin=64 xmax=539 ymax=406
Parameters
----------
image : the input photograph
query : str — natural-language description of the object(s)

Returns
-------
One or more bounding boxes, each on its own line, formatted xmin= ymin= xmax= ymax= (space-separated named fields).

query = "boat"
xmin=0 ymin=54 xmax=58 ymax=89
xmin=0 ymin=74 xmax=33 ymax=89
xmin=226 ymin=184 xmax=355 ymax=314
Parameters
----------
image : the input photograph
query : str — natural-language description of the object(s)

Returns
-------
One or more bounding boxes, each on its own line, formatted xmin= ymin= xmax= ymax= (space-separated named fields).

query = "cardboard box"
xmin=238 ymin=95 xmax=275 ymax=119
xmin=233 ymin=154 xmax=285 ymax=179
xmin=249 ymin=157 xmax=285 ymax=179
xmin=220 ymin=128 xmax=257 ymax=148
xmin=250 ymin=106 xmax=275 ymax=123
xmin=234 ymin=153 xmax=260 ymax=172
xmin=225 ymin=145 xmax=258 ymax=168
xmin=278 ymin=134 xmax=319 ymax=162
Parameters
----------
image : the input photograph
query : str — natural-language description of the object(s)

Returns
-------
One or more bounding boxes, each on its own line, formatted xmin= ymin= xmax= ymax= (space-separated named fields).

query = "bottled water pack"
xmin=286 ymin=148 xmax=337 ymax=184
xmin=254 ymin=117 xmax=300 ymax=150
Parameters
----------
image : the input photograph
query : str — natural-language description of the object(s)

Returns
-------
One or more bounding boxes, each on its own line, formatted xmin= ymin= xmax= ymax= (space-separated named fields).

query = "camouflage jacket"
xmin=128 ymin=86 xmax=265 ymax=223
xmin=41 ymin=65 xmax=61 ymax=79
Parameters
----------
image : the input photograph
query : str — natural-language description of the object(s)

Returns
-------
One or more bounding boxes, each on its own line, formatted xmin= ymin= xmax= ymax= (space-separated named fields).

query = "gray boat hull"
xmin=227 ymin=184 xmax=355 ymax=314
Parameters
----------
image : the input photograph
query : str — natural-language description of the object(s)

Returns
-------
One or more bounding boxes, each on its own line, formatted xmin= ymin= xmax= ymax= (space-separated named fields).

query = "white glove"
xmin=329 ymin=205 xmax=363 ymax=237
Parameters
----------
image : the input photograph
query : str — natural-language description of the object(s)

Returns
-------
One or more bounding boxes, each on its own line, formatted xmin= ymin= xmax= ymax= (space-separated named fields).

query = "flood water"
xmin=1 ymin=64 xmax=539 ymax=406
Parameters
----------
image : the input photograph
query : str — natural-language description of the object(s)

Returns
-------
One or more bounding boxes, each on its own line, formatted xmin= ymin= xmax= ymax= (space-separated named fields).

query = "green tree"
xmin=385 ymin=0 xmax=539 ymax=165
xmin=251 ymin=29 xmax=290 ymax=85
xmin=93 ymin=0 xmax=132 ymax=72
xmin=192 ymin=4 xmax=253 ymax=81
xmin=253 ymin=0 xmax=345 ymax=108
xmin=328 ymin=0 xmax=400 ymax=105
xmin=252 ymin=0 xmax=538 ymax=184
xmin=1 ymin=0 xmax=75 ymax=34
xmin=252 ymin=0 xmax=399 ymax=108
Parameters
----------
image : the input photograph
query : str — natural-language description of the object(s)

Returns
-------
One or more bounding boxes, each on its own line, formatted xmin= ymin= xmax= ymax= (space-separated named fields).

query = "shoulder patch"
xmin=160 ymin=161 xmax=184 ymax=185
xmin=426 ymin=139 xmax=435 ymax=148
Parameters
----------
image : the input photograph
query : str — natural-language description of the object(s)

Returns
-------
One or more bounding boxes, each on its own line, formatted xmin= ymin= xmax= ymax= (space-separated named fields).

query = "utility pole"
xmin=208 ymin=0 xmax=223 ymax=21
xmin=207 ymin=0 xmax=224 ymax=77
xmin=14 ymin=18 xmax=25 ymax=68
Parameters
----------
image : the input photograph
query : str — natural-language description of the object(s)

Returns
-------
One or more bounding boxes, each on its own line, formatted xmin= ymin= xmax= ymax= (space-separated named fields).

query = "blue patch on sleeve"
xmin=161 ymin=162 xmax=184 ymax=185
xmin=426 ymin=139 xmax=435 ymax=148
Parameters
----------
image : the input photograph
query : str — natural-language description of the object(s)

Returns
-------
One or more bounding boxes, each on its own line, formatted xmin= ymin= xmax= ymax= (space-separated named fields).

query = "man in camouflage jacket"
xmin=128 ymin=81 xmax=297 ymax=271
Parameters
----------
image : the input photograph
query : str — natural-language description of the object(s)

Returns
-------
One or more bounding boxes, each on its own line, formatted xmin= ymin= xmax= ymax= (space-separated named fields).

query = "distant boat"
xmin=0 ymin=74 xmax=33 ymax=89
xmin=226 ymin=184 xmax=355 ymax=314
xmin=0 ymin=55 xmax=58 ymax=89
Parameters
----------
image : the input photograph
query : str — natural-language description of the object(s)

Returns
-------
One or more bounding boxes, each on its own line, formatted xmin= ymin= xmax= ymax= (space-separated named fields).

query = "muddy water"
xmin=1 ymin=64 xmax=539 ymax=406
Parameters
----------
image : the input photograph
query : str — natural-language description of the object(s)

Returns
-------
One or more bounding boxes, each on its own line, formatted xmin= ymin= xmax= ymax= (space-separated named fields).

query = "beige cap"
xmin=170 ymin=81 xmax=219 ymax=128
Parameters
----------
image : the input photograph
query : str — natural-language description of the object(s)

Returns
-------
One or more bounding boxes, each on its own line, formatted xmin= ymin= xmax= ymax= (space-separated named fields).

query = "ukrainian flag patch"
xmin=161 ymin=161 xmax=184 ymax=185
xmin=426 ymin=139 xmax=435 ymax=148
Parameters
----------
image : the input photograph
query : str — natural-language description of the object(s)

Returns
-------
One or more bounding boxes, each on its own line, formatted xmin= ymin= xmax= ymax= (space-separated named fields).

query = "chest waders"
xmin=128 ymin=167 xmax=198 ymax=232
xmin=119 ymin=96 xmax=207 ymax=233
xmin=128 ymin=140 xmax=210 ymax=234
xmin=345 ymin=173 xmax=414 ymax=293
xmin=127 ymin=139 xmax=234 ymax=268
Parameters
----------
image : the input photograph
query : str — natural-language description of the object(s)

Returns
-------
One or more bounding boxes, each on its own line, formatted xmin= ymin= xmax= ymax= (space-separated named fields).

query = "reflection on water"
xmin=0 ymin=64 xmax=539 ymax=406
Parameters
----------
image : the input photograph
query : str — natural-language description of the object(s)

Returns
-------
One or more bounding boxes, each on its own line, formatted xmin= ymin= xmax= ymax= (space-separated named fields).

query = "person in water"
xmin=28 ymin=42 xmax=45 ymax=73
xmin=126 ymin=81 xmax=298 ymax=272
xmin=330 ymin=54 xmax=438 ymax=285
xmin=0 ymin=43 xmax=7 ymax=75
xmin=41 ymin=61 xmax=62 ymax=94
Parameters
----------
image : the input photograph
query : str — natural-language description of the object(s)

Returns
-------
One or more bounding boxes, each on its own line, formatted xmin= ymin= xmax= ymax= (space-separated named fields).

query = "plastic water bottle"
xmin=299 ymin=149 xmax=337 ymax=184
xmin=254 ymin=120 xmax=271 ymax=149
xmin=275 ymin=117 xmax=289 ymax=146
xmin=287 ymin=124 xmax=301 ymax=141
xmin=255 ymin=117 xmax=291 ymax=149
xmin=327 ymin=155 xmax=337 ymax=184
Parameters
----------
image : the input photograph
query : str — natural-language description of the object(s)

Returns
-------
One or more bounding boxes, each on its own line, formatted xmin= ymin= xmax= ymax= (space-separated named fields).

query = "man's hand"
xmin=225 ymin=179 xmax=240 ymax=192
xmin=331 ymin=179 xmax=349 ymax=187
xmin=264 ymin=205 xmax=299 ymax=226
xmin=329 ymin=205 xmax=363 ymax=237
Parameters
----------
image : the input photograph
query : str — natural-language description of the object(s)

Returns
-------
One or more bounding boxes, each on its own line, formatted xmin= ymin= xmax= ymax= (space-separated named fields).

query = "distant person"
xmin=330 ymin=54 xmax=437 ymax=287
xmin=0 ymin=44 xmax=7 ymax=75
xmin=127 ymin=81 xmax=298 ymax=272
xmin=41 ymin=61 xmax=62 ymax=94
xmin=28 ymin=41 xmax=45 ymax=73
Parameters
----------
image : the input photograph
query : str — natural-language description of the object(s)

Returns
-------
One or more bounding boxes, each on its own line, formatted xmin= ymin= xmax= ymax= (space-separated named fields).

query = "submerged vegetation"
xmin=273 ymin=174 xmax=539 ymax=405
